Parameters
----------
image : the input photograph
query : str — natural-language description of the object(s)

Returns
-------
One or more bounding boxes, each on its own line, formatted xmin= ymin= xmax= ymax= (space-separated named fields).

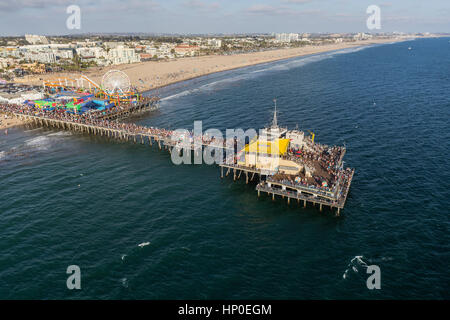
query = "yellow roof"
xmin=242 ymin=138 xmax=290 ymax=156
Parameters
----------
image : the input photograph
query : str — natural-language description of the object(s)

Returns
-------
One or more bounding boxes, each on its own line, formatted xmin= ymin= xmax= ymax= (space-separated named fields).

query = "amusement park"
xmin=25 ymin=70 xmax=154 ymax=116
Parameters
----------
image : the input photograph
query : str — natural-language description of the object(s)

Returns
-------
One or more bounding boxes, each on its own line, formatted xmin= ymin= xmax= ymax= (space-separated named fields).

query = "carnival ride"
xmin=42 ymin=70 xmax=142 ymax=107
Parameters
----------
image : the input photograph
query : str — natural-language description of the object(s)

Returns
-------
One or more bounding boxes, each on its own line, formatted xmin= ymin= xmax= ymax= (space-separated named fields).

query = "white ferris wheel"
xmin=101 ymin=70 xmax=131 ymax=95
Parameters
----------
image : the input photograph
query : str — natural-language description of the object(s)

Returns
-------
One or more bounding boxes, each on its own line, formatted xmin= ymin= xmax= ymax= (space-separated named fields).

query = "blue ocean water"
xmin=0 ymin=38 xmax=449 ymax=299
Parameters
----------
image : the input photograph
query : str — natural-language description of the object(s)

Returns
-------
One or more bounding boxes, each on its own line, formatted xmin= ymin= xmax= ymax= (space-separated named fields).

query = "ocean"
xmin=0 ymin=37 xmax=449 ymax=299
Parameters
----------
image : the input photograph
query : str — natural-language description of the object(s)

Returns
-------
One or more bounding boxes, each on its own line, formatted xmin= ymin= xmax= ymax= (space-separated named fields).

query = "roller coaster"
xmin=42 ymin=71 xmax=142 ymax=107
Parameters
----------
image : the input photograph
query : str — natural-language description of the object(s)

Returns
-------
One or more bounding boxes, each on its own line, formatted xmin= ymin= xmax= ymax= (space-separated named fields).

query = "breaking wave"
xmin=24 ymin=136 xmax=51 ymax=151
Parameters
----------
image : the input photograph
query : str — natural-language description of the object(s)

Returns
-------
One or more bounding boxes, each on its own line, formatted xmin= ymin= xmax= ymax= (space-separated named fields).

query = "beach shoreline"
xmin=3 ymin=37 xmax=416 ymax=130
xmin=15 ymin=37 xmax=416 ymax=94
xmin=0 ymin=113 xmax=29 ymax=130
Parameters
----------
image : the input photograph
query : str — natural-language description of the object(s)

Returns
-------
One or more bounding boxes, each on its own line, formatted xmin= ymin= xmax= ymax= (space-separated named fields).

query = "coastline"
xmin=16 ymin=37 xmax=416 ymax=94
xmin=0 ymin=114 xmax=29 ymax=130
xmin=4 ymin=37 xmax=416 ymax=130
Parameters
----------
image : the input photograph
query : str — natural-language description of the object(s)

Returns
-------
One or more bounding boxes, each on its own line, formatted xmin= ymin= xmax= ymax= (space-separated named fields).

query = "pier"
xmin=3 ymin=109 xmax=233 ymax=153
xmin=1 ymin=98 xmax=354 ymax=216
xmin=219 ymin=162 xmax=354 ymax=216
xmin=98 ymin=97 xmax=160 ymax=120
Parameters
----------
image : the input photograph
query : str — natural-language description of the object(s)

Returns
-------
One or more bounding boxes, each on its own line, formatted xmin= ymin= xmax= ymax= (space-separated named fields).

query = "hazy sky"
xmin=0 ymin=0 xmax=449 ymax=36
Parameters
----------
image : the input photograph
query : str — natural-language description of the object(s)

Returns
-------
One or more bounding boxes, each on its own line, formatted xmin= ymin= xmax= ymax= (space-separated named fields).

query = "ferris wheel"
xmin=101 ymin=70 xmax=131 ymax=95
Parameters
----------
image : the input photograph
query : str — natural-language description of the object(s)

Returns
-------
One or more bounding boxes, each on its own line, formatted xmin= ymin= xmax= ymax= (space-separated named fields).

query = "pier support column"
xmin=246 ymin=172 xmax=248 ymax=184
xmin=304 ymin=200 xmax=307 ymax=208
xmin=336 ymin=208 xmax=340 ymax=217
xmin=287 ymin=197 xmax=290 ymax=205
xmin=272 ymin=193 xmax=275 ymax=201
xmin=320 ymin=204 xmax=323 ymax=212
xmin=221 ymin=166 xmax=223 ymax=178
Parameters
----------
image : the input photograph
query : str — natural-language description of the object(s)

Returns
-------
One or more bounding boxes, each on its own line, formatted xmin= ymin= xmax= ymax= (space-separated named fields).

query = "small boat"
xmin=408 ymin=47 xmax=412 ymax=50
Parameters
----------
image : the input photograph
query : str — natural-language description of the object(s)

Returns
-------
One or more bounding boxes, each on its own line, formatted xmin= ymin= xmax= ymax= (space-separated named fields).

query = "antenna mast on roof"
xmin=272 ymin=98 xmax=278 ymax=128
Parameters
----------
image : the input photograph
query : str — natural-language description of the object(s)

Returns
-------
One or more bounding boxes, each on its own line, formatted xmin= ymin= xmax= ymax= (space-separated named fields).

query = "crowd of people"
xmin=0 ymin=102 xmax=174 ymax=138
xmin=0 ymin=102 xmax=232 ymax=149
xmin=268 ymin=174 xmax=335 ymax=195
xmin=287 ymin=144 xmax=344 ymax=176
xmin=267 ymin=165 xmax=354 ymax=201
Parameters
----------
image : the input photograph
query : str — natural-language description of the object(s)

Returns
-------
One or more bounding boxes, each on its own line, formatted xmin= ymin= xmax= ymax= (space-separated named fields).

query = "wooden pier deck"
xmin=219 ymin=163 xmax=354 ymax=216
xmin=3 ymin=107 xmax=354 ymax=215
xmin=7 ymin=112 xmax=234 ymax=153
xmin=255 ymin=169 xmax=354 ymax=216
xmin=99 ymin=97 xmax=160 ymax=120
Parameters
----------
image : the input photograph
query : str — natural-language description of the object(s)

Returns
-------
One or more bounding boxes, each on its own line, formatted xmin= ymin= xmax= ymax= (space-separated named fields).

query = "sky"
xmin=0 ymin=0 xmax=449 ymax=36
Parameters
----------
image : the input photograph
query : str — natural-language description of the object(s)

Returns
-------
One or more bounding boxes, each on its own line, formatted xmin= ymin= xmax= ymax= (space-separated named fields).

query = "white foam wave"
xmin=161 ymin=89 xmax=199 ymax=101
xmin=24 ymin=136 xmax=50 ymax=150
xmin=161 ymin=45 xmax=376 ymax=102
xmin=47 ymin=131 xmax=72 ymax=137
xmin=0 ymin=151 xmax=5 ymax=160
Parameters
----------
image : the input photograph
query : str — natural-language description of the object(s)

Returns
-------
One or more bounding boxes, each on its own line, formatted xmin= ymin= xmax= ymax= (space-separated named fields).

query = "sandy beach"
xmin=4 ymin=37 xmax=412 ymax=129
xmin=16 ymin=38 xmax=412 ymax=93
xmin=0 ymin=114 xmax=29 ymax=130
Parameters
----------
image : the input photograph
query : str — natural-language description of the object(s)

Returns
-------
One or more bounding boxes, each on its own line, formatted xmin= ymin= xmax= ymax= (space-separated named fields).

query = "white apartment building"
xmin=145 ymin=47 xmax=158 ymax=56
xmin=104 ymin=42 xmax=124 ymax=49
xmin=207 ymin=39 xmax=222 ymax=48
xmin=353 ymin=33 xmax=373 ymax=41
xmin=24 ymin=51 xmax=56 ymax=64
xmin=25 ymin=34 xmax=49 ymax=45
xmin=54 ymin=49 xmax=74 ymax=60
xmin=275 ymin=33 xmax=299 ymax=43
xmin=108 ymin=46 xmax=141 ymax=65
xmin=76 ymin=47 xmax=106 ymax=59
xmin=0 ymin=48 xmax=22 ymax=58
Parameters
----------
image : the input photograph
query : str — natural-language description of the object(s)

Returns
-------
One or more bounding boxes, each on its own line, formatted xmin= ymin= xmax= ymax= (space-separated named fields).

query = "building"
xmin=174 ymin=44 xmax=200 ymax=57
xmin=25 ymin=34 xmax=49 ymax=45
xmin=207 ymin=39 xmax=222 ymax=48
xmin=108 ymin=46 xmax=141 ymax=65
xmin=275 ymin=33 xmax=299 ymax=43
xmin=54 ymin=49 xmax=74 ymax=60
xmin=0 ymin=47 xmax=22 ymax=58
xmin=353 ymin=33 xmax=373 ymax=41
xmin=76 ymin=47 xmax=106 ymax=59
xmin=24 ymin=51 xmax=56 ymax=64
xmin=139 ymin=53 xmax=153 ymax=61
xmin=145 ymin=47 xmax=158 ymax=57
